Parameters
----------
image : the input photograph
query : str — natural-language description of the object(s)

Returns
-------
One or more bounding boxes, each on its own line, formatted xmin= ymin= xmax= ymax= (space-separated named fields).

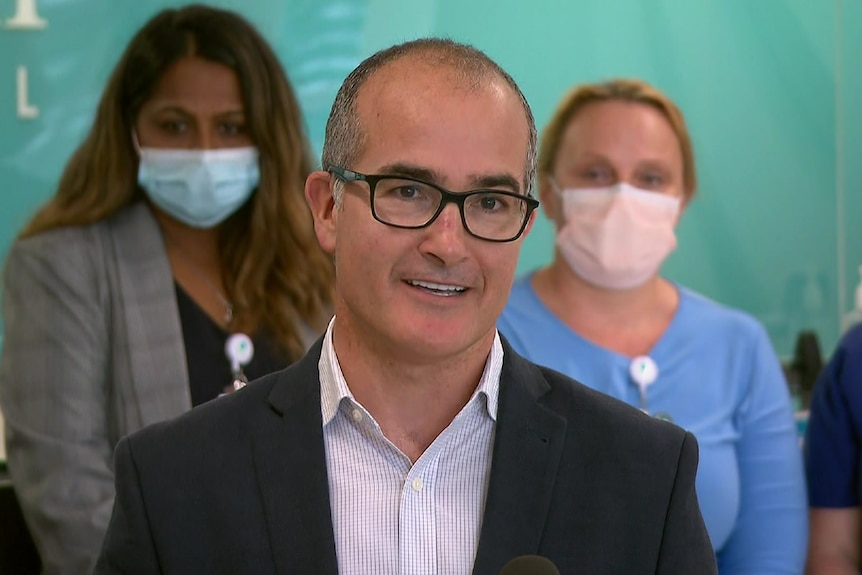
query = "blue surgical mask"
xmin=137 ymin=146 xmax=260 ymax=228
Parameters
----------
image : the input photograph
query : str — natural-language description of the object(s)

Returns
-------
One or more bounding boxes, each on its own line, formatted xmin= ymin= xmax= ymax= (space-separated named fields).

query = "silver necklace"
xmin=167 ymin=240 xmax=233 ymax=324
xmin=200 ymin=275 xmax=233 ymax=324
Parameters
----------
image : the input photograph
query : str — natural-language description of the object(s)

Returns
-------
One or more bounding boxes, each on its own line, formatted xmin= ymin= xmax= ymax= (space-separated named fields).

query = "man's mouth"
xmin=406 ymin=279 xmax=468 ymax=296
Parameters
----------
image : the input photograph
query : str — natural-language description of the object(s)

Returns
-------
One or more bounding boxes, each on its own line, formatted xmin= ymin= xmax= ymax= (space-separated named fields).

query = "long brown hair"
xmin=21 ymin=4 xmax=333 ymax=360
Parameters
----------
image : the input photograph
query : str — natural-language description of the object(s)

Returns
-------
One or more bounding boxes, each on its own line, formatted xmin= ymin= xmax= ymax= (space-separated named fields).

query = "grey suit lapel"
xmin=254 ymin=341 xmax=338 ymax=575
xmin=473 ymin=343 xmax=567 ymax=574
xmin=108 ymin=202 xmax=190 ymax=425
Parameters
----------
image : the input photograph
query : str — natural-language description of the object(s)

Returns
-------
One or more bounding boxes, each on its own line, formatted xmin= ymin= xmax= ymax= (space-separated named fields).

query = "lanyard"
xmin=629 ymin=355 xmax=658 ymax=414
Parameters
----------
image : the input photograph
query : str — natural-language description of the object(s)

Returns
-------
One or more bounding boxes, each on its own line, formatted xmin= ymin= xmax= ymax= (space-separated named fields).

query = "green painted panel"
xmin=0 ymin=0 xmax=849 ymax=357
xmin=840 ymin=0 xmax=862 ymax=348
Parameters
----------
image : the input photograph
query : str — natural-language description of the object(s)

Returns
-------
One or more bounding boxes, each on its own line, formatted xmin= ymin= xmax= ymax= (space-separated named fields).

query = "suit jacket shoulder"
xmin=98 ymin=341 xmax=337 ymax=575
xmin=473 ymin=341 xmax=716 ymax=574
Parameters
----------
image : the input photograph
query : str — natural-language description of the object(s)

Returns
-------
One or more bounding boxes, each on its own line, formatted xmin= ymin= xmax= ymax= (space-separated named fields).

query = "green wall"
xmin=0 ymin=0 xmax=856 ymax=358
xmin=840 ymin=0 xmax=862 ymax=340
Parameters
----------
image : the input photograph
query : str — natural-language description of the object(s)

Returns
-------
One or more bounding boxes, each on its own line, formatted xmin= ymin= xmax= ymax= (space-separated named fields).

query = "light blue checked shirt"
xmin=319 ymin=318 xmax=502 ymax=575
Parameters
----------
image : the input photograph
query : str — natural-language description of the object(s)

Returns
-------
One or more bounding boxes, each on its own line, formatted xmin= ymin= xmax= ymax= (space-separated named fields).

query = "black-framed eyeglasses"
xmin=328 ymin=165 xmax=539 ymax=243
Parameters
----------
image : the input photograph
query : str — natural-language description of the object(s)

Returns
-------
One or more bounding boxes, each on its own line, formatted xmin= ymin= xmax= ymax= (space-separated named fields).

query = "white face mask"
xmin=137 ymin=146 xmax=260 ymax=229
xmin=554 ymin=182 xmax=681 ymax=290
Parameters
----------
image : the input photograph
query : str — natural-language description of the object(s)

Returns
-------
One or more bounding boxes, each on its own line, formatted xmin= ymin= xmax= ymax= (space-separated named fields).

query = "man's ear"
xmin=304 ymin=170 xmax=337 ymax=254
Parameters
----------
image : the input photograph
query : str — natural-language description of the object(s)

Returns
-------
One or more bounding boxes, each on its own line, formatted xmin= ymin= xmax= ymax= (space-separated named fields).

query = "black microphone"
xmin=499 ymin=554 xmax=560 ymax=575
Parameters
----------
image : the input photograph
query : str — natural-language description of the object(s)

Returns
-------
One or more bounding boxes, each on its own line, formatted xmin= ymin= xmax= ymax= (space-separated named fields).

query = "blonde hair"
xmin=21 ymin=5 xmax=333 ymax=361
xmin=539 ymin=78 xmax=697 ymax=199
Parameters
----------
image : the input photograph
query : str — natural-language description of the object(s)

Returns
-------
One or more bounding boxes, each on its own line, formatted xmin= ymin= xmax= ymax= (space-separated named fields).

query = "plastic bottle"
xmin=842 ymin=266 xmax=862 ymax=333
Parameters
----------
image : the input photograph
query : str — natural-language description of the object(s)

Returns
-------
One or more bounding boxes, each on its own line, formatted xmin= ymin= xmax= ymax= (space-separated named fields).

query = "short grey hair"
xmin=323 ymin=38 xmax=537 ymax=205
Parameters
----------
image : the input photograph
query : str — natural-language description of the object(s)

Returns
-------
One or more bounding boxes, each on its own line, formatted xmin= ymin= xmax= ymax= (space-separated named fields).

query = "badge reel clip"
xmin=225 ymin=333 xmax=254 ymax=393
xmin=629 ymin=355 xmax=658 ymax=415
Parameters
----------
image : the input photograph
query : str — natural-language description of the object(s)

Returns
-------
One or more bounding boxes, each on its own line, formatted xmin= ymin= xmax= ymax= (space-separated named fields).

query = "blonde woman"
xmin=499 ymin=79 xmax=806 ymax=574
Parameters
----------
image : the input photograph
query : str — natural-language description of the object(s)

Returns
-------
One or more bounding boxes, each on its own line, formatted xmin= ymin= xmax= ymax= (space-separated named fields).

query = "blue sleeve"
xmin=805 ymin=325 xmax=862 ymax=507
xmin=717 ymin=324 xmax=808 ymax=575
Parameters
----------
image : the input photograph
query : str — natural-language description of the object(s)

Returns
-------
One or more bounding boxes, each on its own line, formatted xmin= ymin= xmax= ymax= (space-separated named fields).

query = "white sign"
xmin=6 ymin=0 xmax=47 ymax=29
xmin=3 ymin=0 xmax=47 ymax=120
xmin=17 ymin=65 xmax=38 ymax=118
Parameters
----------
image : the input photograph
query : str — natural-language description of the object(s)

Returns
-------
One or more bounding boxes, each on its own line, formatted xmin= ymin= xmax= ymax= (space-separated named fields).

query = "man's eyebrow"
xmin=376 ymin=163 xmax=438 ymax=182
xmin=376 ymin=163 xmax=521 ymax=193
xmin=469 ymin=174 xmax=520 ymax=193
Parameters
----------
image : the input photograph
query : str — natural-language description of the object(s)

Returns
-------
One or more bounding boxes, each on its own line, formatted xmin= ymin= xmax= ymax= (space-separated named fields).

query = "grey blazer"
xmin=0 ymin=202 xmax=316 ymax=574
xmin=95 ymin=337 xmax=717 ymax=574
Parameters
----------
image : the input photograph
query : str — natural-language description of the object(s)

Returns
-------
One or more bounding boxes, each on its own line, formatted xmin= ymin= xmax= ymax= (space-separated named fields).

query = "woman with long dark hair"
xmin=0 ymin=6 xmax=334 ymax=572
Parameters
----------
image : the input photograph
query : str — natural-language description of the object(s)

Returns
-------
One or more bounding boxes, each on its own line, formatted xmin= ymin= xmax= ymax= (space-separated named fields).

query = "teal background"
xmin=0 ymin=0 xmax=858 ymax=358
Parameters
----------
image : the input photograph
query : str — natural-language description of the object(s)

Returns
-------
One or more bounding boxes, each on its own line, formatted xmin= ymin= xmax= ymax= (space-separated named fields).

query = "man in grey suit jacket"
xmin=96 ymin=38 xmax=716 ymax=574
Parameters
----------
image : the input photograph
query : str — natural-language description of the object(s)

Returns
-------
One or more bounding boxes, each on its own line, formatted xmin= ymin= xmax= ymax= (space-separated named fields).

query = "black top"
xmin=175 ymin=283 xmax=287 ymax=406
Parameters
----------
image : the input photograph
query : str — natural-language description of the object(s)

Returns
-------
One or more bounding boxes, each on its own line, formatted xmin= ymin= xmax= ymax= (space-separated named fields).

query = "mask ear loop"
xmin=547 ymin=175 xmax=562 ymax=197
xmin=546 ymin=176 xmax=570 ymax=228
xmin=131 ymin=129 xmax=142 ymax=155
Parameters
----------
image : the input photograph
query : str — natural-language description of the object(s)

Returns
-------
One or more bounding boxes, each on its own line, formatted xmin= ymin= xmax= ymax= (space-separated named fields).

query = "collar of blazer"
xmin=108 ymin=201 xmax=191 ymax=424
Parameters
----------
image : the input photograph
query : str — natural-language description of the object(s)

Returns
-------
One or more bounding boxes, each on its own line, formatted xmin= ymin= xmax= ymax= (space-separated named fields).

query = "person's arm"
xmin=0 ymin=233 xmax=113 ymax=574
xmin=805 ymin=508 xmax=860 ymax=575
xmin=716 ymin=325 xmax=808 ymax=574
xmin=94 ymin=436 xmax=162 ymax=574
xmin=656 ymin=431 xmax=718 ymax=574
xmin=804 ymin=329 xmax=862 ymax=575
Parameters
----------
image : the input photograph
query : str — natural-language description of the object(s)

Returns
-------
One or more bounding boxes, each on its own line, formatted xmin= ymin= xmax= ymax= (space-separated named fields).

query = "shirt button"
xmin=411 ymin=478 xmax=423 ymax=492
xmin=351 ymin=409 xmax=362 ymax=423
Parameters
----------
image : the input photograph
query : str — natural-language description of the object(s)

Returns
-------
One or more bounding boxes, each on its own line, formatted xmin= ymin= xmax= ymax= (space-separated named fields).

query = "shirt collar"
xmin=319 ymin=317 xmax=503 ymax=425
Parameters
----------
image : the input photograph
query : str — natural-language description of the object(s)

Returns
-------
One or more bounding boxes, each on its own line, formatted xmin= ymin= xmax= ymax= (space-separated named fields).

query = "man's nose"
xmin=418 ymin=202 xmax=470 ymax=264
